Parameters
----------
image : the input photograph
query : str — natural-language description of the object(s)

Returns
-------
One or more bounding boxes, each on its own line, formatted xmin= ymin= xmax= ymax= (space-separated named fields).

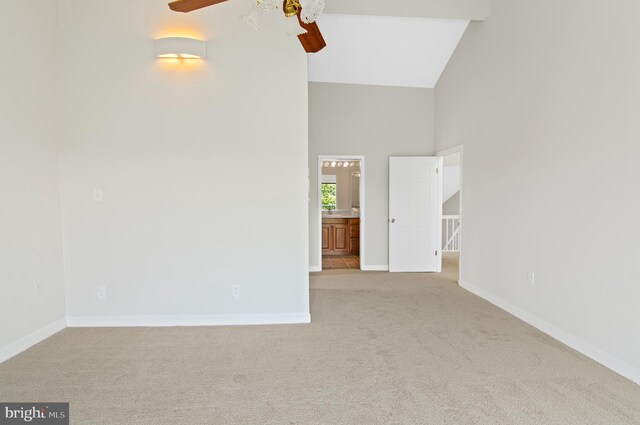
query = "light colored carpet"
xmin=1 ymin=258 xmax=639 ymax=424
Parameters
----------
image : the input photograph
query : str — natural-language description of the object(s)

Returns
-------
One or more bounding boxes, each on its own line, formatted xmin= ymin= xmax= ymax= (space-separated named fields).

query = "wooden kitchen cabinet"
xmin=333 ymin=223 xmax=349 ymax=254
xmin=323 ymin=218 xmax=359 ymax=256
xmin=349 ymin=218 xmax=360 ymax=254
xmin=321 ymin=226 xmax=331 ymax=251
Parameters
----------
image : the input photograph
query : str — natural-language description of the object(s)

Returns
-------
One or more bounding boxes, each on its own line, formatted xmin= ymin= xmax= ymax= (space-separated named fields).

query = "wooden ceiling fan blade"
xmin=297 ymin=16 xmax=326 ymax=53
xmin=169 ymin=0 xmax=229 ymax=13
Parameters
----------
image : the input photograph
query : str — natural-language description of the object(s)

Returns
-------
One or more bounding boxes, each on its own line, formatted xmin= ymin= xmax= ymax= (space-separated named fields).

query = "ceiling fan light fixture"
xmin=242 ymin=0 xmax=274 ymax=30
xmin=285 ymin=14 xmax=307 ymax=36
xmin=256 ymin=0 xmax=278 ymax=13
xmin=242 ymin=7 xmax=262 ymax=30
xmin=299 ymin=0 xmax=324 ymax=24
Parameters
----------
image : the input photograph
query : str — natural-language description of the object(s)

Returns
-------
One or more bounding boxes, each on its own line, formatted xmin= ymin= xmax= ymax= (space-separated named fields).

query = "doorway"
xmin=436 ymin=146 xmax=463 ymax=283
xmin=317 ymin=156 xmax=365 ymax=271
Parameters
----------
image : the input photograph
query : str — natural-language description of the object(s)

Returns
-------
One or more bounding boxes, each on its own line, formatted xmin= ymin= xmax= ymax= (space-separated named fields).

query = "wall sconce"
xmin=155 ymin=37 xmax=207 ymax=59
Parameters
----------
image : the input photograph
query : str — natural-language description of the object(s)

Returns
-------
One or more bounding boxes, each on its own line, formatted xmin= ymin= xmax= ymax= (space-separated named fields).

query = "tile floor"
xmin=322 ymin=255 xmax=360 ymax=270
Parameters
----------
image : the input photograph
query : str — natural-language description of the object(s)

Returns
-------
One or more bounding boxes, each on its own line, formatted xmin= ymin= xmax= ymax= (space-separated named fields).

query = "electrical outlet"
xmin=527 ymin=271 xmax=536 ymax=286
xmin=34 ymin=282 xmax=43 ymax=295
xmin=93 ymin=189 xmax=103 ymax=203
xmin=97 ymin=285 xmax=107 ymax=299
xmin=232 ymin=285 xmax=241 ymax=300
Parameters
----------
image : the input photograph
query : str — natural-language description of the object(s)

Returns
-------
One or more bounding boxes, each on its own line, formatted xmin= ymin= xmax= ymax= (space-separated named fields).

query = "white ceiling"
xmin=308 ymin=14 xmax=470 ymax=89
xmin=323 ymin=0 xmax=490 ymax=21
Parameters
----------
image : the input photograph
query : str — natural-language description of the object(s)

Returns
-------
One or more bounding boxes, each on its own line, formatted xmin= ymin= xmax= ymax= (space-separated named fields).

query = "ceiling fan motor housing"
xmin=284 ymin=0 xmax=302 ymax=17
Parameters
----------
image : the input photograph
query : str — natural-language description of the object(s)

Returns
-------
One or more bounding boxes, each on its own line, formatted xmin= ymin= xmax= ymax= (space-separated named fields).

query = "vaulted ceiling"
xmin=308 ymin=15 xmax=470 ymax=88
xmin=324 ymin=0 xmax=489 ymax=20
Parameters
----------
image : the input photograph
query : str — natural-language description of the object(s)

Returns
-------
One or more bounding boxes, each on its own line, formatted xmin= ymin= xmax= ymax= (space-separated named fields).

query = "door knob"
xmin=391 ymin=218 xmax=396 ymax=223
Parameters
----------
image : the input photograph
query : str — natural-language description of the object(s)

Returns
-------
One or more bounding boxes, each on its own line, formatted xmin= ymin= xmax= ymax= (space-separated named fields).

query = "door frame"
xmin=317 ymin=155 xmax=366 ymax=271
xmin=436 ymin=145 xmax=463 ymax=283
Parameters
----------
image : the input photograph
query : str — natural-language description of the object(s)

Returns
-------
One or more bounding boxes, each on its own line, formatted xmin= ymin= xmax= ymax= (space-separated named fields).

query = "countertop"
xmin=322 ymin=214 xmax=360 ymax=219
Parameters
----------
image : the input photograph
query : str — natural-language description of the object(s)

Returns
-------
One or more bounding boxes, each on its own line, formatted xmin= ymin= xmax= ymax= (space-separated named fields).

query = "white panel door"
xmin=389 ymin=157 xmax=443 ymax=273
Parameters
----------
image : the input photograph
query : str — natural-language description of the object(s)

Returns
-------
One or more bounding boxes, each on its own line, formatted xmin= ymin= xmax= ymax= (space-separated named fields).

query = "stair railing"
xmin=443 ymin=215 xmax=460 ymax=252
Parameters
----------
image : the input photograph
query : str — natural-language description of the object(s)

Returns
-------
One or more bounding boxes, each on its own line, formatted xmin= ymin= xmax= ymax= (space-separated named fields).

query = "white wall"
xmin=443 ymin=165 xmax=461 ymax=204
xmin=310 ymin=83 xmax=435 ymax=269
xmin=57 ymin=0 xmax=310 ymax=324
xmin=436 ymin=0 xmax=640 ymax=382
xmin=0 ymin=1 xmax=66 ymax=359
xmin=324 ymin=0 xmax=489 ymax=20
xmin=443 ymin=192 xmax=460 ymax=215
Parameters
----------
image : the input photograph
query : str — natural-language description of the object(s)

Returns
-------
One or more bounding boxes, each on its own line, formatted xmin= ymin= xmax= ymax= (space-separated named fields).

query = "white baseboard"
xmin=0 ymin=313 xmax=311 ymax=364
xmin=309 ymin=266 xmax=322 ymax=273
xmin=66 ymin=313 xmax=311 ymax=328
xmin=361 ymin=265 xmax=389 ymax=271
xmin=459 ymin=280 xmax=640 ymax=385
xmin=0 ymin=318 xmax=67 ymax=364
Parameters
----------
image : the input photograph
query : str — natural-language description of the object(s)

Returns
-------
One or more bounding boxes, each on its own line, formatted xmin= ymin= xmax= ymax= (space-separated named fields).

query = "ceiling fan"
xmin=168 ymin=0 xmax=327 ymax=53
